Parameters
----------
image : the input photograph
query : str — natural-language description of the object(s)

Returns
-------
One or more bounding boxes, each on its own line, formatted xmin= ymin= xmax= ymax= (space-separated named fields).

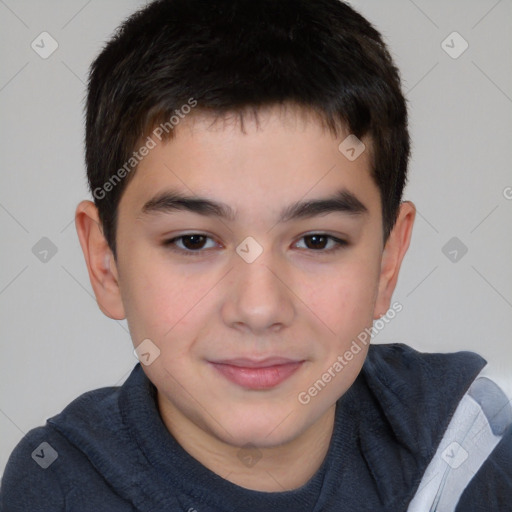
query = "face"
xmin=107 ymin=106 xmax=393 ymax=448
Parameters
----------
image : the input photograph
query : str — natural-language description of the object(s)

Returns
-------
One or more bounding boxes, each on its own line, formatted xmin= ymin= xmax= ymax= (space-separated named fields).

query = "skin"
xmin=76 ymin=104 xmax=415 ymax=492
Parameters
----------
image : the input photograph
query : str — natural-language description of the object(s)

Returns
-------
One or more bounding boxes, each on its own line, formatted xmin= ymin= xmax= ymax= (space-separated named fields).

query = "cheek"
xmin=119 ymin=254 xmax=185 ymax=343
xmin=119 ymin=252 xmax=220 ymax=354
xmin=300 ymin=256 xmax=380 ymax=341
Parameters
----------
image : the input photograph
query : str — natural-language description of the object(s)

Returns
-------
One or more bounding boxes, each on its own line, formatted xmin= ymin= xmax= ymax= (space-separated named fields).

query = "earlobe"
xmin=75 ymin=200 xmax=126 ymax=320
xmin=373 ymin=201 xmax=416 ymax=319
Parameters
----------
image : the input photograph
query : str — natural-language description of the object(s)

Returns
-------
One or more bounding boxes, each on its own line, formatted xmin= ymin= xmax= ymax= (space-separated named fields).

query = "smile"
xmin=209 ymin=358 xmax=304 ymax=390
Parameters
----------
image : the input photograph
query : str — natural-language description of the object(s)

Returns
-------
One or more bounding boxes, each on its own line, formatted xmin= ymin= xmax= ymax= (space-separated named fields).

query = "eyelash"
xmin=162 ymin=233 xmax=348 ymax=257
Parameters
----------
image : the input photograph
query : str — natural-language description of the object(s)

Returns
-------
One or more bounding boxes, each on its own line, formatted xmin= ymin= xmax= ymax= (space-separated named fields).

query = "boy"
xmin=1 ymin=0 xmax=511 ymax=510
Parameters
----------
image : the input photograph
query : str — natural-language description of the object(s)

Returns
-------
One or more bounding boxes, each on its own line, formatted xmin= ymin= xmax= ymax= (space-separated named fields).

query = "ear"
xmin=75 ymin=200 xmax=126 ymax=320
xmin=373 ymin=201 xmax=416 ymax=319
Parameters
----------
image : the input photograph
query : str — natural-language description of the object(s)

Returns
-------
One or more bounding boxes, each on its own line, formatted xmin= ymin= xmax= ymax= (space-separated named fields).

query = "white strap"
xmin=407 ymin=375 xmax=512 ymax=512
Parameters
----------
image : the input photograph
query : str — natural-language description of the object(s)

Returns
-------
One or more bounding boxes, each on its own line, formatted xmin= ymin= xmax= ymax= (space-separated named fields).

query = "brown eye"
xmin=295 ymin=234 xmax=348 ymax=253
xmin=179 ymin=234 xmax=208 ymax=250
xmin=304 ymin=234 xmax=329 ymax=250
xmin=163 ymin=234 xmax=218 ymax=256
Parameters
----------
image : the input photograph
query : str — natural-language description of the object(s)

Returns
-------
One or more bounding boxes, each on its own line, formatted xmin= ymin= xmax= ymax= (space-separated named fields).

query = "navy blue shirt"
xmin=1 ymin=343 xmax=511 ymax=511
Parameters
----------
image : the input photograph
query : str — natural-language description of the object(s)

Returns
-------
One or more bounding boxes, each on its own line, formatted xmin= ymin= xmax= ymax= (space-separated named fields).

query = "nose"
xmin=221 ymin=249 xmax=295 ymax=334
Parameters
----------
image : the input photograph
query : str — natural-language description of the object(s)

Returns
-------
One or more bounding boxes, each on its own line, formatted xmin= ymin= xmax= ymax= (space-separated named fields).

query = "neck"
xmin=157 ymin=394 xmax=336 ymax=492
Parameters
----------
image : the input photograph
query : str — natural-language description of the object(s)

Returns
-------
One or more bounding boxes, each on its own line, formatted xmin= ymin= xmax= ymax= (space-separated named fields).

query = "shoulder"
xmin=406 ymin=374 xmax=512 ymax=511
xmin=456 ymin=423 xmax=512 ymax=510
xmin=351 ymin=343 xmax=510 ymax=509
xmin=0 ymin=383 xmax=126 ymax=511
xmin=1 ymin=424 xmax=67 ymax=511
xmin=355 ymin=343 xmax=487 ymax=466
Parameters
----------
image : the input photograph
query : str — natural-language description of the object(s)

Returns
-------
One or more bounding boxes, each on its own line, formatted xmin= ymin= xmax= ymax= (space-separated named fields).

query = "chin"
xmin=209 ymin=407 xmax=309 ymax=449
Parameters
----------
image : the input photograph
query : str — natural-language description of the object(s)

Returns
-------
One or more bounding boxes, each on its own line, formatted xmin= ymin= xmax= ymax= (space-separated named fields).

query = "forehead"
xmin=119 ymin=104 xmax=380 ymax=221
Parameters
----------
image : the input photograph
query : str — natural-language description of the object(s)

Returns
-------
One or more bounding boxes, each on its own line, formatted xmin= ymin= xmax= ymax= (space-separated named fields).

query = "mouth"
xmin=209 ymin=357 xmax=305 ymax=390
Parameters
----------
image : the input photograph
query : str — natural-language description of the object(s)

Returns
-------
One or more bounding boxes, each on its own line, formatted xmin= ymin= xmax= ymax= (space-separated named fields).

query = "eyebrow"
xmin=141 ymin=188 xmax=368 ymax=223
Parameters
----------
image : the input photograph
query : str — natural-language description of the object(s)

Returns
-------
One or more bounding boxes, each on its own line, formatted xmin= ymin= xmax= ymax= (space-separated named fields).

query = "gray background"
xmin=1 ymin=0 xmax=511 ymax=475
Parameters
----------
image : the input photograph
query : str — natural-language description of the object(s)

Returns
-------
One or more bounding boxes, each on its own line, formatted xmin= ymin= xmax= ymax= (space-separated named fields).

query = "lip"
xmin=209 ymin=358 xmax=304 ymax=390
